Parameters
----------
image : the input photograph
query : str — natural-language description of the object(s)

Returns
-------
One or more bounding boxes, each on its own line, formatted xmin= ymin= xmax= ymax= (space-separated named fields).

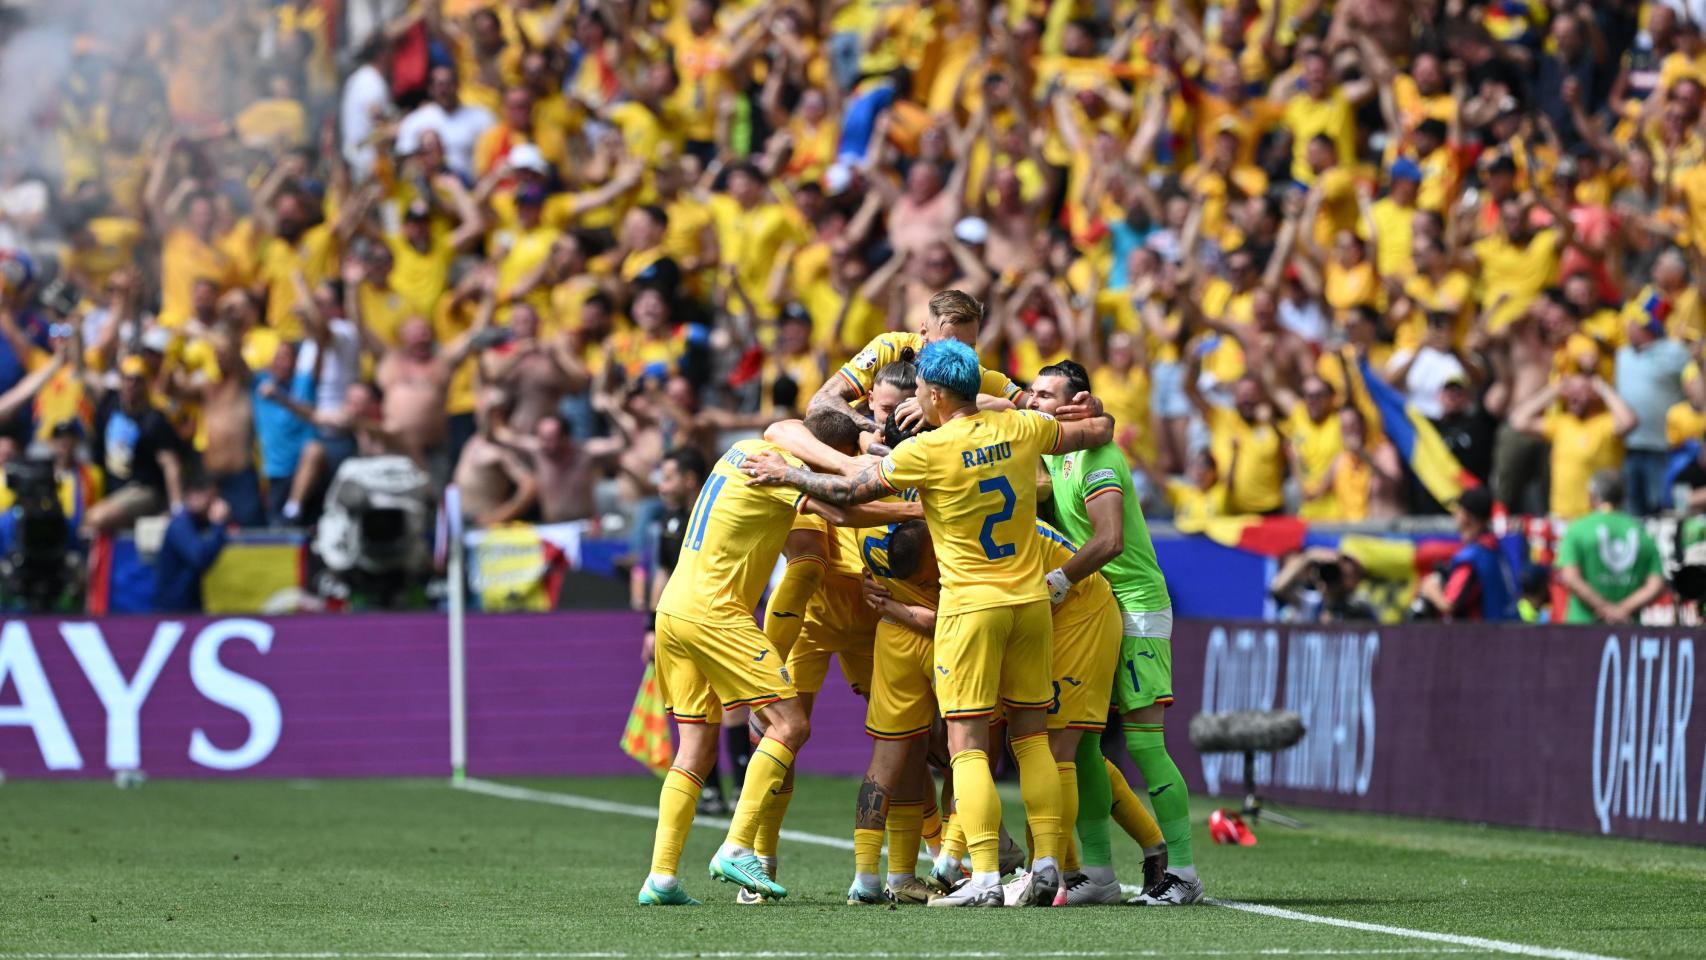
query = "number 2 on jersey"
xmin=977 ymin=476 xmax=1016 ymax=560
xmin=685 ymin=474 xmax=727 ymax=551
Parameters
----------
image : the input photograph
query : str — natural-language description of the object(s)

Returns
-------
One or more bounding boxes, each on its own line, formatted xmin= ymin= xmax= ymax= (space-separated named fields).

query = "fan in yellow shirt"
xmin=1281 ymin=51 xmax=1370 ymax=183
xmin=257 ymin=190 xmax=351 ymax=342
xmin=709 ymin=163 xmax=806 ymax=322
xmin=1368 ymin=160 xmax=1423 ymax=279
xmin=154 ymin=192 xmax=240 ymax=330
xmin=1283 ymin=378 xmax=1345 ymax=520
xmin=1472 ymin=197 xmax=1573 ymax=333
xmin=1185 ymin=361 xmax=1287 ymax=516
xmin=1510 ymin=374 xmax=1637 ymax=520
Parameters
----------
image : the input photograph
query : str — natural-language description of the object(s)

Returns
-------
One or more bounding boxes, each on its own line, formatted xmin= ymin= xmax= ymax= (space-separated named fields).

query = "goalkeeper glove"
xmin=1045 ymin=567 xmax=1072 ymax=605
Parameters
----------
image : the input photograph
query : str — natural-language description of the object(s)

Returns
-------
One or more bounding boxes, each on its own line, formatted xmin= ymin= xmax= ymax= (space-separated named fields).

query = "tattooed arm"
xmin=742 ymin=451 xmax=892 ymax=506
xmin=807 ymin=375 xmax=881 ymax=433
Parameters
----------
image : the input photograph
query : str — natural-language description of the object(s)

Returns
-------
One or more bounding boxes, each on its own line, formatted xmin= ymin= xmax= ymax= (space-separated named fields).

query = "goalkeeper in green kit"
xmin=1028 ymin=359 xmax=1203 ymax=906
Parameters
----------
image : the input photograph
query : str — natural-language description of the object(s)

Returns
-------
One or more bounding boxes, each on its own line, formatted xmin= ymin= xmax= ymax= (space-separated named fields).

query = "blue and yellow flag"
xmin=1354 ymin=354 xmax=1480 ymax=509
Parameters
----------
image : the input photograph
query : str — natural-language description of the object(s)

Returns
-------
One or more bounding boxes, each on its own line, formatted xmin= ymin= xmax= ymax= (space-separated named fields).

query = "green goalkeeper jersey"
xmin=1042 ymin=443 xmax=1170 ymax=614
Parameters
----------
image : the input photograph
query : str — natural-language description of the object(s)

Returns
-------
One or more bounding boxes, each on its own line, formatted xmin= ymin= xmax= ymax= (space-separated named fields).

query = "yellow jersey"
xmin=835 ymin=331 xmax=1021 ymax=404
xmin=259 ymin=223 xmax=338 ymax=341
xmin=657 ymin=440 xmax=808 ymax=624
xmin=1035 ymin=520 xmax=1115 ymax=615
xmin=386 ymin=232 xmax=456 ymax=319
xmin=1286 ymin=407 xmax=1344 ymax=520
xmin=878 ymin=408 xmax=1062 ymax=616
xmin=1472 ymin=229 xmax=1562 ymax=333
xmin=860 ymin=488 xmax=940 ymax=614
xmin=159 ymin=228 xmax=238 ymax=328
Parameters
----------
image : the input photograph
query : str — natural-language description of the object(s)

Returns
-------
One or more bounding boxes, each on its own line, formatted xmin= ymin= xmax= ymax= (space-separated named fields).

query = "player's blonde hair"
xmin=927 ymin=289 xmax=983 ymax=327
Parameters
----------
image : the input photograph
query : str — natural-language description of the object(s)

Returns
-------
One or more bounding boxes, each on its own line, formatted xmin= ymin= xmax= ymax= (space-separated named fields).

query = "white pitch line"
xmin=1209 ymin=902 xmax=1621 ymax=960
xmin=0 ymin=951 xmax=1488 ymax=959
xmin=452 ymin=776 xmax=856 ymax=850
xmin=449 ymin=778 xmax=1623 ymax=960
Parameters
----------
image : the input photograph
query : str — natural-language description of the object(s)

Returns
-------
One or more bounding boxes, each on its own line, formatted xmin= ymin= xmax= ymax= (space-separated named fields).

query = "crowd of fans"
xmin=5 ymin=0 xmax=1706 ymax=608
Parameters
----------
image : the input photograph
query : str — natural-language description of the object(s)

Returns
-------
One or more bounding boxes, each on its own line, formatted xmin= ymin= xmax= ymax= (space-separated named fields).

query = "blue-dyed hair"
xmin=916 ymin=339 xmax=982 ymax=401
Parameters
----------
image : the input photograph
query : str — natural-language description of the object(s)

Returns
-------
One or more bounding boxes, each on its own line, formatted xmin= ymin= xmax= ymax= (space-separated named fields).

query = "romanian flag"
xmin=1174 ymin=514 xmax=1308 ymax=557
xmin=1320 ymin=532 xmax=1462 ymax=583
xmin=620 ymin=663 xmax=673 ymax=777
xmin=1355 ymin=354 xmax=1480 ymax=509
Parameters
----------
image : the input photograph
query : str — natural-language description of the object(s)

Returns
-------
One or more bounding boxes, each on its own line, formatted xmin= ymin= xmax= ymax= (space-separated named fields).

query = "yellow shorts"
xmin=866 ymin=619 xmax=937 ymax=739
xmin=934 ymin=600 xmax=1053 ymax=719
xmin=1047 ymin=594 xmax=1123 ymax=731
xmin=787 ymin=575 xmax=878 ymax=695
xmin=655 ymin=612 xmax=796 ymax=725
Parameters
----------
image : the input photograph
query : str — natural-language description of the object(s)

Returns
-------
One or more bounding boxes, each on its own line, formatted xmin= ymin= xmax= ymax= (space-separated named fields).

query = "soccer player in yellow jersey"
xmin=809 ymin=288 xmax=1028 ymax=434
xmin=1019 ymin=520 xmax=1123 ymax=907
xmin=855 ymin=517 xmax=945 ymax=904
xmin=743 ymin=336 xmax=1114 ymax=907
xmin=735 ymin=412 xmax=920 ymax=904
xmin=639 ymin=419 xmax=909 ymax=906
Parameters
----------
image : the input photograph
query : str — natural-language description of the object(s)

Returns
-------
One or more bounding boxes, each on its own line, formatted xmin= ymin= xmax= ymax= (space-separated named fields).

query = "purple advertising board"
xmin=0 ymin=612 xmax=870 ymax=780
xmin=1 ymin=613 xmax=1702 ymax=845
xmin=1172 ymin=621 xmax=1705 ymax=845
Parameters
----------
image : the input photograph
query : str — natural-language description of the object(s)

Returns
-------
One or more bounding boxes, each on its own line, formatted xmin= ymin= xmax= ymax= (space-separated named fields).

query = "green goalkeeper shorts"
xmin=1113 ymin=608 xmax=1174 ymax=714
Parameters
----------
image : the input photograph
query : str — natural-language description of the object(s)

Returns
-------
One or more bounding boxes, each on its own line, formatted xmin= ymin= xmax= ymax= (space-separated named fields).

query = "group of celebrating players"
xmin=639 ymin=288 xmax=1202 ymax=908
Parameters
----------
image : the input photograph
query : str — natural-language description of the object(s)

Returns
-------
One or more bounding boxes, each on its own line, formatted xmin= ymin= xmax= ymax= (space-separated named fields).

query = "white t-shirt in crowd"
xmin=296 ymin=319 xmax=363 ymax=414
xmin=1386 ymin=346 xmax=1466 ymax=421
xmin=396 ymin=101 xmax=495 ymax=178
xmin=340 ymin=64 xmax=393 ymax=178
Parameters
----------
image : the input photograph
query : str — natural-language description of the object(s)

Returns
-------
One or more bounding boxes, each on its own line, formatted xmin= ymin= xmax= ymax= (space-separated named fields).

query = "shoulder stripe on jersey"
xmin=1035 ymin=523 xmax=1079 ymax=553
xmin=1083 ymin=484 xmax=1123 ymax=503
xmin=835 ymin=367 xmax=867 ymax=399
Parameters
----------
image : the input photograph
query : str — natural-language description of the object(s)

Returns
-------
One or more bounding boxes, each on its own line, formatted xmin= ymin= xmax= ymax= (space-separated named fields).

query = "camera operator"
xmin=1271 ymin=547 xmax=1379 ymax=623
xmin=1416 ymin=487 xmax=1520 ymax=622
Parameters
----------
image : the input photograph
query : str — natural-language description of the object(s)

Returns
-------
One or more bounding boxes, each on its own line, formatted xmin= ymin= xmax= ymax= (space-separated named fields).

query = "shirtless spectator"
xmin=453 ymin=387 xmax=538 ymax=527
xmin=878 ymin=137 xmax=968 ymax=257
xmin=359 ymin=265 xmax=495 ymax=481
xmin=480 ymin=303 xmax=582 ymax=435
xmin=1490 ymin=298 xmax=1557 ymax=515
xmin=191 ymin=328 xmax=265 ymax=527
xmin=507 ymin=413 xmax=623 ymax=523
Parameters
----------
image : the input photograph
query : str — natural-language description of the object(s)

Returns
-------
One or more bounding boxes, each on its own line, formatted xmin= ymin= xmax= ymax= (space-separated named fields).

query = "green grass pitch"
xmin=3 ymin=774 xmax=1704 ymax=959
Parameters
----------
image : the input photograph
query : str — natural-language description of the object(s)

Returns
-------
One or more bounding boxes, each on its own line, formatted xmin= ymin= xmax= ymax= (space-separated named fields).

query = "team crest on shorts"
xmin=779 ymin=665 xmax=792 ymax=685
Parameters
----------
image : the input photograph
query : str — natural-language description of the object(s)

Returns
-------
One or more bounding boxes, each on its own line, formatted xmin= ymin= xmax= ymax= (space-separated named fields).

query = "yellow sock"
xmin=1057 ymin=761 xmax=1080 ymax=872
xmin=649 ymin=766 xmax=702 ymax=876
xmin=853 ymin=827 xmax=884 ymax=876
xmin=753 ymin=784 xmax=793 ymax=861
xmin=943 ymin=815 xmax=967 ymax=860
xmin=762 ymin=557 xmax=824 ymax=659
xmin=1106 ymin=757 xmax=1164 ymax=850
xmin=886 ymin=801 xmax=924 ymax=877
xmin=948 ymin=750 xmax=1001 ymax=875
xmin=1009 ymin=732 xmax=1061 ymax=861
xmin=921 ymin=799 xmax=943 ymax=855
xmin=729 ymin=737 xmax=796 ymax=848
